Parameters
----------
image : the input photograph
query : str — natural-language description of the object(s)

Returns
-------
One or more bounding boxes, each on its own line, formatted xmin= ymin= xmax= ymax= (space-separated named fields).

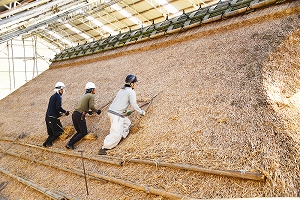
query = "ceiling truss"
xmin=0 ymin=0 xmax=214 ymax=50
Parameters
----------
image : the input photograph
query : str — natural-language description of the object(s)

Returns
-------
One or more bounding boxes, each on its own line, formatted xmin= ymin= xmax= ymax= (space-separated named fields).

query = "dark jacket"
xmin=46 ymin=92 xmax=66 ymax=118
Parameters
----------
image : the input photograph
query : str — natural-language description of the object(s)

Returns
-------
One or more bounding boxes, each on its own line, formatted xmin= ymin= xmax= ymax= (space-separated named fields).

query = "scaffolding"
xmin=0 ymin=35 xmax=55 ymax=100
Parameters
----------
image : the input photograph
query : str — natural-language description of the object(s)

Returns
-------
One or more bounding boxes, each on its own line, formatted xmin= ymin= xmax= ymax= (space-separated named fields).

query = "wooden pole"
xmin=114 ymin=157 xmax=265 ymax=182
xmin=0 ymin=149 xmax=107 ymax=183
xmin=82 ymin=170 xmax=197 ymax=200
xmin=0 ymin=167 xmax=77 ymax=200
xmin=78 ymin=150 xmax=89 ymax=196
xmin=22 ymin=142 xmax=123 ymax=166
xmin=100 ymin=99 xmax=113 ymax=110
xmin=0 ymin=133 xmax=25 ymax=159
xmin=0 ymin=149 xmax=196 ymax=200
xmin=0 ymin=137 xmax=266 ymax=181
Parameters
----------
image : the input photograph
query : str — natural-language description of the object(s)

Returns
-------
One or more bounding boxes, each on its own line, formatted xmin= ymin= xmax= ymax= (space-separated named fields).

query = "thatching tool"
xmin=100 ymin=99 xmax=113 ymax=110
xmin=0 ymin=132 xmax=26 ymax=159
xmin=78 ymin=150 xmax=89 ymax=195
xmin=56 ymin=123 xmax=65 ymax=132
xmin=143 ymin=93 xmax=158 ymax=111
xmin=119 ymin=93 xmax=159 ymax=145
xmin=87 ymin=99 xmax=113 ymax=115
xmin=125 ymin=93 xmax=159 ymax=116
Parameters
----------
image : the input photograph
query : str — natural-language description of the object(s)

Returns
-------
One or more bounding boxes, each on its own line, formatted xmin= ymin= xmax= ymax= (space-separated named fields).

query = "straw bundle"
xmin=83 ymin=133 xmax=98 ymax=140
xmin=59 ymin=125 xmax=75 ymax=141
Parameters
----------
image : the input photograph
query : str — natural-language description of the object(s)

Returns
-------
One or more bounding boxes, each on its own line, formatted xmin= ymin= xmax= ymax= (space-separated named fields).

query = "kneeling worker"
xmin=98 ymin=74 xmax=145 ymax=155
xmin=66 ymin=82 xmax=101 ymax=150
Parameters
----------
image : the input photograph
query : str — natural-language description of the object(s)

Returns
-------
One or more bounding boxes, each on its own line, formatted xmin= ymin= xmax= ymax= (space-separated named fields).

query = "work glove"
xmin=126 ymin=110 xmax=133 ymax=116
xmin=96 ymin=110 xmax=101 ymax=115
xmin=88 ymin=110 xmax=93 ymax=115
xmin=141 ymin=110 xmax=146 ymax=116
xmin=65 ymin=111 xmax=70 ymax=116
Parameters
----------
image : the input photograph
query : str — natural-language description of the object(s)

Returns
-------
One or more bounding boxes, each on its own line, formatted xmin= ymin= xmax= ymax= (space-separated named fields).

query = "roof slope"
xmin=0 ymin=1 xmax=300 ymax=199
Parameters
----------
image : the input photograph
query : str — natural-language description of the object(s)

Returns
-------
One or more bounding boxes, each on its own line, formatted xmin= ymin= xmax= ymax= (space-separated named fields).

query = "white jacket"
xmin=108 ymin=87 xmax=143 ymax=115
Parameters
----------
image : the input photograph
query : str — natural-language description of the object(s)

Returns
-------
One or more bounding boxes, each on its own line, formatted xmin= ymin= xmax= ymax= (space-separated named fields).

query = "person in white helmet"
xmin=43 ymin=82 xmax=70 ymax=147
xmin=98 ymin=74 xmax=145 ymax=155
xmin=66 ymin=82 xmax=101 ymax=150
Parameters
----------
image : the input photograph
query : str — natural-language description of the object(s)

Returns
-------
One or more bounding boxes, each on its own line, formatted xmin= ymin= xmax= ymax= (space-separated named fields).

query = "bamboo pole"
xmin=0 ymin=149 xmax=196 ymax=199
xmin=0 ymin=138 xmax=266 ymax=181
xmin=0 ymin=167 xmax=75 ymax=200
xmin=80 ymin=170 xmax=198 ymax=200
xmin=25 ymin=142 xmax=123 ymax=166
xmin=0 ymin=138 xmax=122 ymax=166
xmin=0 ymin=149 xmax=107 ymax=184
xmin=110 ymin=156 xmax=266 ymax=182
xmin=0 ymin=133 xmax=25 ymax=159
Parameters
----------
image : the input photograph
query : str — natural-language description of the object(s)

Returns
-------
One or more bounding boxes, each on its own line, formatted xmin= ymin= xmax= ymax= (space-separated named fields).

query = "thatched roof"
xmin=0 ymin=1 xmax=299 ymax=199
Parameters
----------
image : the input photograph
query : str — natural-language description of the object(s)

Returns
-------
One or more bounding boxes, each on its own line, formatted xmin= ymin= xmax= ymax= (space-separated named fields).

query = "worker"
xmin=43 ymin=82 xmax=69 ymax=147
xmin=66 ymin=82 xmax=101 ymax=150
xmin=98 ymin=74 xmax=145 ymax=155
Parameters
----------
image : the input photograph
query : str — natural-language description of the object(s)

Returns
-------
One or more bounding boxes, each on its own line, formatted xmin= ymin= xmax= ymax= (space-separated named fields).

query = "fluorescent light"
xmin=86 ymin=15 xmax=117 ymax=35
xmin=48 ymin=30 xmax=73 ymax=45
xmin=87 ymin=16 xmax=103 ymax=26
xmin=110 ymin=4 xmax=121 ymax=11
xmin=86 ymin=16 xmax=95 ymax=21
xmin=48 ymin=30 xmax=62 ymax=39
xmin=164 ymin=4 xmax=178 ymax=14
xmin=154 ymin=0 xmax=179 ymax=15
xmin=156 ymin=0 xmax=168 ymax=4
xmin=63 ymin=22 xmax=91 ymax=41
xmin=102 ymin=26 xmax=114 ymax=33
xmin=61 ymin=38 xmax=73 ymax=46
xmin=110 ymin=4 xmax=143 ymax=26
xmin=129 ymin=17 xmax=141 ymax=25
xmin=119 ymin=10 xmax=131 ymax=18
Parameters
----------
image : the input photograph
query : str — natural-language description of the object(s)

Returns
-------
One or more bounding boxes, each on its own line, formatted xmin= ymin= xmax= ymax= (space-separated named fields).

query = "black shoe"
xmin=45 ymin=143 xmax=52 ymax=147
xmin=98 ymin=148 xmax=107 ymax=155
xmin=66 ymin=144 xmax=74 ymax=150
xmin=42 ymin=143 xmax=47 ymax=147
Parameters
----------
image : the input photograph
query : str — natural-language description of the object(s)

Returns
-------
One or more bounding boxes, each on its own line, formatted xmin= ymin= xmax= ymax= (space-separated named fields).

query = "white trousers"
xmin=103 ymin=112 xmax=131 ymax=149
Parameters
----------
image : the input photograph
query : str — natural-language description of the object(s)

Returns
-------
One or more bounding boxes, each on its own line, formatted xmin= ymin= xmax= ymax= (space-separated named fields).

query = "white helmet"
xmin=55 ymin=82 xmax=65 ymax=89
xmin=85 ymin=82 xmax=96 ymax=89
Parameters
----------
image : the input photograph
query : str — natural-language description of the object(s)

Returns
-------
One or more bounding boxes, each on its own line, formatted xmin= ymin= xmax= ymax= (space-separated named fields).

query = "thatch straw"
xmin=59 ymin=125 xmax=75 ymax=141
xmin=0 ymin=1 xmax=300 ymax=199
